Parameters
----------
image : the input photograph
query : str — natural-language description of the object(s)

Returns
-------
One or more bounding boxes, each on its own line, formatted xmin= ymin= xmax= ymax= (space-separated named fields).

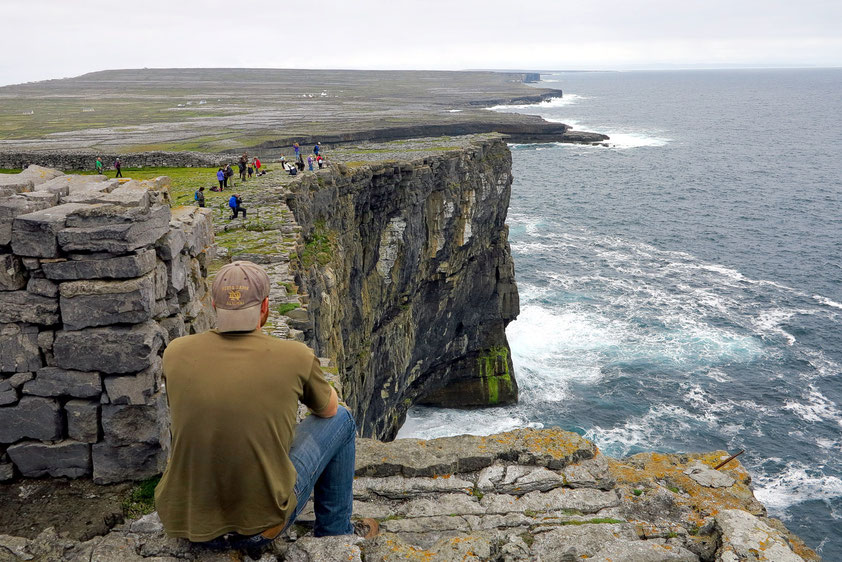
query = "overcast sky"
xmin=2 ymin=0 xmax=841 ymax=86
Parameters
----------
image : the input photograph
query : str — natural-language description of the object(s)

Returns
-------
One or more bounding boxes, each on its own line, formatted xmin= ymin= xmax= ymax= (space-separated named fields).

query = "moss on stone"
xmin=122 ymin=475 xmax=161 ymax=519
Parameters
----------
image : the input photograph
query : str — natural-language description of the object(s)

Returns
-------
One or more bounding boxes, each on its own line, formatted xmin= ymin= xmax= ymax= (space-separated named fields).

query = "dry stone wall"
xmin=0 ymin=152 xmax=223 ymax=172
xmin=0 ymin=166 xmax=214 ymax=484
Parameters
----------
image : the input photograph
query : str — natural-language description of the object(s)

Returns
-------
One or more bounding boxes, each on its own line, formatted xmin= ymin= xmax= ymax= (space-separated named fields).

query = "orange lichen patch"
xmin=607 ymin=452 xmax=763 ymax=521
xmin=486 ymin=427 xmax=594 ymax=462
xmin=384 ymin=536 xmax=435 ymax=561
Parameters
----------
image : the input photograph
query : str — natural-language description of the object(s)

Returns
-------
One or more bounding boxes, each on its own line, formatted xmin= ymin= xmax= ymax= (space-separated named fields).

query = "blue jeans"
xmin=200 ymin=407 xmax=355 ymax=551
xmin=286 ymin=406 xmax=356 ymax=536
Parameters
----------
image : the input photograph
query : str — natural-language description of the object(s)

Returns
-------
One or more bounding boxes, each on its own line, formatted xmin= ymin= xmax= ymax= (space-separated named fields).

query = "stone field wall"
xmin=0 ymin=165 xmax=214 ymax=484
xmin=0 ymin=151 xmax=223 ymax=172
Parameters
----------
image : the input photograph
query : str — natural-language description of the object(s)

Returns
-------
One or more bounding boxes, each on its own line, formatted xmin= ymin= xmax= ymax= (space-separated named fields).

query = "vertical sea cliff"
xmin=285 ymin=136 xmax=520 ymax=439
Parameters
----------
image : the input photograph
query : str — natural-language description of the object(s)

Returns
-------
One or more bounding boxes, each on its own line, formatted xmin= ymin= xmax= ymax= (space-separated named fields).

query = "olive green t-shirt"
xmin=154 ymin=330 xmax=333 ymax=542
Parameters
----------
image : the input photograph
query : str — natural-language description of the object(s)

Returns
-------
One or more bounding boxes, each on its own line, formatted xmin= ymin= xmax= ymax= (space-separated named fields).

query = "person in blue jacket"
xmin=216 ymin=168 xmax=225 ymax=191
xmin=229 ymin=194 xmax=247 ymax=219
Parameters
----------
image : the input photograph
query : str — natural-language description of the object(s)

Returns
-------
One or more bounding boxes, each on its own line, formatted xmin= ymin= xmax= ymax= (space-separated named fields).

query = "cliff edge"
xmin=286 ymin=135 xmax=520 ymax=440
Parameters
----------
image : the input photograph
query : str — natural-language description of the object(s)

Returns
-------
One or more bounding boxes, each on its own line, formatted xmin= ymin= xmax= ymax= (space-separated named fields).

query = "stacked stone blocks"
xmin=0 ymin=166 xmax=214 ymax=484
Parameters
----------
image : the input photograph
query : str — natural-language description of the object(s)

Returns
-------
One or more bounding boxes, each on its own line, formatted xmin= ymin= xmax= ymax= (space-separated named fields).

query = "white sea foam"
xmin=753 ymin=310 xmax=797 ymax=345
xmin=783 ymin=385 xmax=842 ymax=425
xmin=396 ymin=407 xmax=542 ymax=440
xmin=754 ymin=463 xmax=842 ymax=513
xmin=813 ymin=294 xmax=842 ymax=309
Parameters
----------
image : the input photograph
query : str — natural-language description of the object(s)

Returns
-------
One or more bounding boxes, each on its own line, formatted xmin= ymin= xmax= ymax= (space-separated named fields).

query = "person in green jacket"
xmin=95 ymin=157 xmax=103 ymax=175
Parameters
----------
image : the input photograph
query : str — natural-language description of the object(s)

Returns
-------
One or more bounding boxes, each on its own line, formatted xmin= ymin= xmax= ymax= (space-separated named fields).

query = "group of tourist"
xmin=281 ymin=142 xmax=328 ymax=175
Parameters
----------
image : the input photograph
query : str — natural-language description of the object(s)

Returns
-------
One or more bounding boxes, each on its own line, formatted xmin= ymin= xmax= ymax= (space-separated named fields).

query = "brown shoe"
xmin=352 ymin=518 xmax=380 ymax=539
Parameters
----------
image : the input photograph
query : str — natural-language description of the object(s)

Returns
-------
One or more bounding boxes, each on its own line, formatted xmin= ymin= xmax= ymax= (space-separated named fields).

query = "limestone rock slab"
xmin=590 ymin=540 xmax=698 ymax=561
xmin=355 ymin=428 xmax=595 ymax=478
xmin=26 ymin=277 xmax=58 ymax=298
xmin=103 ymin=358 xmax=159 ymax=405
xmin=715 ymin=509 xmax=804 ymax=562
xmin=58 ymin=203 xmax=170 ymax=254
xmin=0 ymin=196 xmax=53 ymax=245
xmin=59 ymin=272 xmax=156 ymax=330
xmin=530 ymin=523 xmax=639 ymax=559
xmin=6 ymin=440 xmax=91 ymax=478
xmin=481 ymin=487 xmax=620 ymax=515
xmin=353 ymin=475 xmax=474 ymax=500
xmin=11 ymin=203 xmax=93 ymax=258
xmin=0 ymin=291 xmax=59 ymax=324
xmin=285 ymin=535 xmax=363 ymax=562
xmin=65 ymin=399 xmax=100 ymax=443
xmin=101 ymin=403 xmax=160 ymax=446
xmin=684 ymin=461 xmax=735 ymax=488
xmin=0 ymin=396 xmax=61 ymax=443
xmin=0 ymin=324 xmax=41 ymax=372
xmin=42 ymin=249 xmax=157 ymax=280
xmin=477 ymin=464 xmax=564 ymax=495
xmin=92 ymin=441 xmax=162 ymax=484
xmin=22 ymin=367 xmax=101 ymax=398
xmin=53 ymin=320 xmax=165 ymax=374
xmin=0 ymin=253 xmax=27 ymax=291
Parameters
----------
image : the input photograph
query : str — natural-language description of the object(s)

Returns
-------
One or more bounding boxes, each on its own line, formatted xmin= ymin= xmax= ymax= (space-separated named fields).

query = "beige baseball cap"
xmin=211 ymin=261 xmax=270 ymax=332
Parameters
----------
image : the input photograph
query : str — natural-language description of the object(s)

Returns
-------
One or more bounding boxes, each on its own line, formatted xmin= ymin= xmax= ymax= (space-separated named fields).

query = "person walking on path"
xmin=114 ymin=158 xmax=123 ymax=178
xmin=228 ymin=193 xmax=247 ymax=219
xmin=95 ymin=157 xmax=103 ymax=175
xmin=307 ymin=155 xmax=314 ymax=171
xmin=293 ymin=142 xmax=300 ymax=158
xmin=194 ymin=186 xmax=205 ymax=208
xmin=217 ymin=168 xmax=225 ymax=191
xmin=313 ymin=142 xmax=320 ymax=156
xmin=155 ymin=261 xmax=373 ymax=558
xmin=254 ymin=157 xmax=261 ymax=174
xmin=247 ymin=160 xmax=254 ymax=179
xmin=238 ymin=160 xmax=247 ymax=181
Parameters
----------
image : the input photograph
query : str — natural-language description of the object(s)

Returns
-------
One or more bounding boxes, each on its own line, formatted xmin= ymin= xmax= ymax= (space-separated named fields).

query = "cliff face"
xmin=285 ymin=136 xmax=520 ymax=440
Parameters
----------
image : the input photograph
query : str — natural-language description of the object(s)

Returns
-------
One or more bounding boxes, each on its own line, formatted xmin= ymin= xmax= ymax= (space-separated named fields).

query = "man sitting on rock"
xmin=155 ymin=261 xmax=375 ymax=557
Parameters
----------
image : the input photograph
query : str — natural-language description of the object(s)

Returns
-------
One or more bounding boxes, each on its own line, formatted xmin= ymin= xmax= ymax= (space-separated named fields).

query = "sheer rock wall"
xmin=285 ymin=136 xmax=520 ymax=440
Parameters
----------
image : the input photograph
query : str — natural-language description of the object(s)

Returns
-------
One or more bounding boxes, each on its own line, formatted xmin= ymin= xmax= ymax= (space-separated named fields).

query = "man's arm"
xmin=311 ymin=387 xmax=339 ymax=418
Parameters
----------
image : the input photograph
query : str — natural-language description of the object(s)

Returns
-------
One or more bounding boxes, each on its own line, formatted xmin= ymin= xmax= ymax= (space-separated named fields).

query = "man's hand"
xmin=312 ymin=387 xmax=339 ymax=418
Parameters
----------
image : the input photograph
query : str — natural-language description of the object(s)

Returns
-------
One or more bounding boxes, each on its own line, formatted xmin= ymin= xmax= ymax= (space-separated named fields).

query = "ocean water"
xmin=398 ymin=69 xmax=842 ymax=557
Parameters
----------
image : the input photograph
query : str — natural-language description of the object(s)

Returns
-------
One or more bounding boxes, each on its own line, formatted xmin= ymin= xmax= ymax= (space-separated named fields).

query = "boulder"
xmin=285 ymin=535 xmax=363 ymax=562
xmin=715 ymin=509 xmax=804 ymax=562
xmin=65 ymin=399 xmax=100 ymax=443
xmin=0 ymin=253 xmax=28 ymax=291
xmin=22 ymin=367 xmax=101 ymax=399
xmin=59 ymin=271 xmax=156 ymax=330
xmin=0 ymin=291 xmax=59 ymax=324
xmin=41 ymin=249 xmax=157 ymax=280
xmin=0 ymin=396 xmax=61 ymax=443
xmin=6 ymin=440 xmax=91 ymax=478
xmin=53 ymin=320 xmax=165 ymax=374
xmin=530 ymin=523 xmax=639 ymax=560
xmin=57 ymin=203 xmax=170 ymax=254
xmin=21 ymin=191 xmax=59 ymax=206
xmin=0 ymin=323 xmax=42 ymax=372
xmin=11 ymin=203 xmax=94 ymax=258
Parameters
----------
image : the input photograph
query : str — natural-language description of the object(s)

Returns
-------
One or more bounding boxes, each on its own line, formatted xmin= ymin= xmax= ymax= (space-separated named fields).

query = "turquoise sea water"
xmin=399 ymin=69 xmax=842 ymax=557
